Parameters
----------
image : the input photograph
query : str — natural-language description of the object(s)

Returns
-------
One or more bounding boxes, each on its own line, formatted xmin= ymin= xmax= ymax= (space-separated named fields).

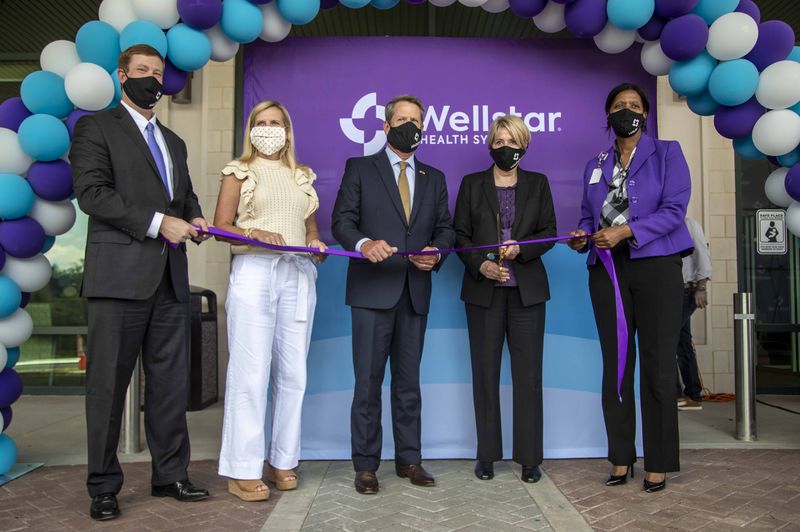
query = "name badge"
xmin=589 ymin=168 xmax=603 ymax=184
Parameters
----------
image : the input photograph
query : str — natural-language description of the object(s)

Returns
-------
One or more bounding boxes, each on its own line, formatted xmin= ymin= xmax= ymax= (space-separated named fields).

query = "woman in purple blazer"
xmin=568 ymin=83 xmax=693 ymax=493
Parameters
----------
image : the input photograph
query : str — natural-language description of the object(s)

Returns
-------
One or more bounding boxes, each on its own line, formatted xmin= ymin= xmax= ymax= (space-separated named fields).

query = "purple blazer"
xmin=578 ymin=133 xmax=693 ymax=265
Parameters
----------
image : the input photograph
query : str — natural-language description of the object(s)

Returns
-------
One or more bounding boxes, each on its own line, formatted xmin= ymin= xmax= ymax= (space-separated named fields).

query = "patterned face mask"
xmin=250 ymin=126 xmax=286 ymax=156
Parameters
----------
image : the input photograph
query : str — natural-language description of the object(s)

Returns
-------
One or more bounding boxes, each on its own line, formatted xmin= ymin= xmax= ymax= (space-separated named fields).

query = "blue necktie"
xmin=145 ymin=122 xmax=171 ymax=199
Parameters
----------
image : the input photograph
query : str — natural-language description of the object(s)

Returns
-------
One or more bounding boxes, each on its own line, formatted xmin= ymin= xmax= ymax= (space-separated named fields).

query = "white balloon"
xmin=260 ymin=2 xmax=292 ymax=43
xmin=756 ymin=61 xmax=800 ymax=111
xmin=131 ymin=0 xmax=179 ymax=30
xmin=641 ymin=40 xmax=673 ymax=77
xmin=28 ymin=199 xmax=77 ymax=236
xmin=65 ymin=63 xmax=115 ymax=112
xmin=635 ymin=34 xmax=646 ymax=44
xmin=205 ymin=25 xmax=240 ymax=63
xmin=429 ymin=0 xmax=456 ymax=5
xmin=0 ymin=309 xmax=34 ymax=348
xmin=481 ymin=0 xmax=509 ymax=13
xmin=707 ymin=12 xmax=759 ymax=61
xmin=0 ymin=128 xmax=33 ymax=176
xmin=533 ymin=1 xmax=566 ymax=34
xmin=787 ymin=201 xmax=800 ymax=237
xmin=594 ymin=22 xmax=636 ymax=54
xmin=40 ymin=41 xmax=81 ymax=78
xmin=458 ymin=0 xmax=487 ymax=6
xmin=752 ymin=110 xmax=800 ymax=157
xmin=1 ymin=255 xmax=52 ymax=294
xmin=0 ymin=345 xmax=6 ymax=372
xmin=99 ymin=0 xmax=138 ymax=32
xmin=764 ymin=167 xmax=793 ymax=208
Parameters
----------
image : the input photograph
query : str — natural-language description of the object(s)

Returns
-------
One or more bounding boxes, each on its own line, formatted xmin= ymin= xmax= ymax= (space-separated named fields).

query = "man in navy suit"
xmin=332 ymin=95 xmax=455 ymax=494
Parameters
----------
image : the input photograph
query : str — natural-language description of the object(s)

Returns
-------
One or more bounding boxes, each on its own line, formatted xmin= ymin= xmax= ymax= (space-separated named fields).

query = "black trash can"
xmin=188 ymin=285 xmax=219 ymax=411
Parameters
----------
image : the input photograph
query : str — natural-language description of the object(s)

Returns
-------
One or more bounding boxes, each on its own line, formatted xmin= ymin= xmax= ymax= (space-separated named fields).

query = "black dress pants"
xmin=465 ymin=287 xmax=545 ymax=466
xmin=588 ymin=245 xmax=683 ymax=473
xmin=676 ymin=287 xmax=703 ymax=401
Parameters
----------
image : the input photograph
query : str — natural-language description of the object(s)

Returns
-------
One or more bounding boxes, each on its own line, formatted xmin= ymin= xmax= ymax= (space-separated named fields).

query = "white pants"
xmin=218 ymin=253 xmax=317 ymax=479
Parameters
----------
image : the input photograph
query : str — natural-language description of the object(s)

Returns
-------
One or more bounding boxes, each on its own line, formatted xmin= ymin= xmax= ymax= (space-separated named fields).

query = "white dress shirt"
xmin=120 ymin=100 xmax=174 ymax=239
xmin=682 ymin=217 xmax=712 ymax=283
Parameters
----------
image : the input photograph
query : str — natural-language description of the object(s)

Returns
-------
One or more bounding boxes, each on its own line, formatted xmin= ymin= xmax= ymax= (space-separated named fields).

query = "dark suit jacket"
xmin=331 ymin=150 xmax=456 ymax=315
xmin=454 ymin=167 xmax=557 ymax=308
xmin=70 ymin=105 xmax=203 ymax=302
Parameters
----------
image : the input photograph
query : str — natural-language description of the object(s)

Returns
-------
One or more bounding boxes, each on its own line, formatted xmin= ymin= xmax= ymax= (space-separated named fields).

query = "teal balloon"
xmin=120 ymin=20 xmax=169 ymax=57
xmin=17 ymin=114 xmax=70 ymax=162
xmin=607 ymin=0 xmax=654 ymax=31
xmin=339 ymin=0 xmax=370 ymax=7
xmin=0 ymin=276 xmax=21 ymax=319
xmin=0 ymin=434 xmax=17 ymax=475
xmin=20 ymin=71 xmax=73 ymax=118
xmin=370 ymin=0 xmax=400 ymax=9
xmin=708 ymin=59 xmax=759 ymax=107
xmin=669 ymin=51 xmax=717 ymax=96
xmin=106 ymin=75 xmax=122 ymax=110
xmin=790 ymin=101 xmax=800 ymax=115
xmin=75 ymin=20 xmax=121 ymax=72
xmin=788 ymin=46 xmax=800 ymax=64
xmin=733 ymin=135 xmax=765 ymax=160
xmin=41 ymin=235 xmax=56 ymax=253
xmin=691 ymin=0 xmax=738 ymax=25
xmin=687 ymin=91 xmax=718 ymax=116
xmin=5 ymin=348 xmax=19 ymax=369
xmin=167 ymin=23 xmax=212 ymax=72
xmin=0 ymin=174 xmax=35 ymax=219
xmin=778 ymin=148 xmax=800 ymax=168
xmin=277 ymin=0 xmax=321 ymax=23
xmin=220 ymin=0 xmax=264 ymax=43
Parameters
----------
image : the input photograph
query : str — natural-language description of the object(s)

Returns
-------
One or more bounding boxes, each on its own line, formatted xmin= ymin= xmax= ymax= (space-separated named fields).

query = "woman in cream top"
xmin=213 ymin=100 xmax=325 ymax=502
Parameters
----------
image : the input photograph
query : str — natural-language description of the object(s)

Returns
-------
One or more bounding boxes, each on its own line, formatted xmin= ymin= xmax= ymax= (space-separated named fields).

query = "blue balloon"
xmin=370 ymin=0 xmax=399 ymax=9
xmin=167 ymin=23 xmax=212 ymax=72
xmin=0 ymin=434 xmax=17 ymax=475
xmin=220 ymin=0 xmax=264 ymax=43
xmin=120 ymin=20 xmax=169 ymax=57
xmin=75 ymin=21 xmax=121 ymax=72
xmin=607 ymin=0 xmax=654 ymax=31
xmin=691 ymin=0 xmax=738 ymax=25
xmin=19 ymin=71 xmax=73 ymax=118
xmin=708 ymin=59 xmax=759 ymax=107
xmin=669 ymin=51 xmax=717 ymax=96
xmin=277 ymin=0 xmax=321 ymax=22
xmin=42 ymin=235 xmax=56 ymax=253
xmin=106 ymin=75 xmax=122 ymax=111
xmin=17 ymin=114 xmax=70 ymax=162
xmin=687 ymin=91 xmax=718 ymax=116
xmin=339 ymin=0 xmax=370 ymax=7
xmin=778 ymin=148 xmax=800 ymax=168
xmin=5 ymin=347 xmax=19 ymax=370
xmin=787 ymin=46 xmax=800 ymax=64
xmin=733 ymin=135 xmax=765 ymax=160
xmin=0 ymin=174 xmax=35 ymax=220
xmin=0 ymin=276 xmax=21 ymax=319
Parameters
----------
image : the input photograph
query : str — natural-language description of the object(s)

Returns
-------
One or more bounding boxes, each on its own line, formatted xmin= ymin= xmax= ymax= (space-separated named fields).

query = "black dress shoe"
xmin=606 ymin=464 xmax=634 ymax=486
xmin=151 ymin=479 xmax=209 ymax=501
xmin=643 ymin=477 xmax=666 ymax=493
xmin=90 ymin=493 xmax=120 ymax=521
xmin=396 ymin=464 xmax=435 ymax=487
xmin=521 ymin=465 xmax=542 ymax=483
xmin=474 ymin=461 xmax=494 ymax=480
xmin=354 ymin=470 xmax=379 ymax=494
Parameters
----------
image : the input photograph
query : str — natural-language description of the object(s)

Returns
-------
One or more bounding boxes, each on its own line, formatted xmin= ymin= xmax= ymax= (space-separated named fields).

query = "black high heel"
xmin=643 ymin=475 xmax=666 ymax=493
xmin=605 ymin=464 xmax=634 ymax=486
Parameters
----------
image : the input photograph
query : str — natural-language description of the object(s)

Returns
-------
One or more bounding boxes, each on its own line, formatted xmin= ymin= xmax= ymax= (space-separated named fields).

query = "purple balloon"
xmin=713 ymin=98 xmax=764 ymax=139
xmin=638 ymin=15 xmax=666 ymax=42
xmin=0 ymin=217 xmax=46 ymax=259
xmin=0 ymin=369 xmax=23 ymax=408
xmin=735 ymin=0 xmax=760 ymax=23
xmin=178 ymin=0 xmax=223 ymax=30
xmin=551 ymin=0 xmax=576 ymax=3
xmin=509 ymin=0 xmax=547 ymax=17
xmin=163 ymin=61 xmax=189 ymax=96
xmin=1 ymin=406 xmax=11 ymax=432
xmin=660 ymin=14 xmax=709 ymax=62
xmin=786 ymin=163 xmax=800 ymax=202
xmin=19 ymin=292 xmax=30 ymax=308
xmin=321 ymin=0 xmax=338 ymax=8
xmin=27 ymin=160 xmax=74 ymax=202
xmin=65 ymin=109 xmax=95 ymax=137
xmin=0 ymin=98 xmax=32 ymax=132
xmin=0 ymin=245 xmax=4 ymax=271
xmin=744 ymin=21 xmax=796 ymax=71
xmin=565 ymin=0 xmax=607 ymax=39
xmin=655 ymin=0 xmax=699 ymax=18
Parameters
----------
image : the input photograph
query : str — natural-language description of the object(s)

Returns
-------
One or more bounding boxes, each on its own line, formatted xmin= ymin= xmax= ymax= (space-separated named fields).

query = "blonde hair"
xmin=239 ymin=100 xmax=307 ymax=172
xmin=487 ymin=115 xmax=531 ymax=150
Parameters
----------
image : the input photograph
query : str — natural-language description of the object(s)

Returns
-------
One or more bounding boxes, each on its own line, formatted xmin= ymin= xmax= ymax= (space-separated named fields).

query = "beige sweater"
xmin=221 ymin=157 xmax=319 ymax=255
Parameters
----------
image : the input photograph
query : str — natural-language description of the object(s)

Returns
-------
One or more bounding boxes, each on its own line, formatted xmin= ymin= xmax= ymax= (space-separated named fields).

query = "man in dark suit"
xmin=70 ymin=45 xmax=210 ymax=521
xmin=332 ymin=95 xmax=455 ymax=495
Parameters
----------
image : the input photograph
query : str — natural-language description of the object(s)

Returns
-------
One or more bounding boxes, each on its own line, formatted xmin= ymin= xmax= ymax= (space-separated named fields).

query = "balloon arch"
xmin=0 ymin=0 xmax=800 ymax=474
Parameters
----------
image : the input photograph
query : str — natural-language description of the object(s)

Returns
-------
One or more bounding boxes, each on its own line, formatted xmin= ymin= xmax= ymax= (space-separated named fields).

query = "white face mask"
xmin=250 ymin=126 xmax=286 ymax=156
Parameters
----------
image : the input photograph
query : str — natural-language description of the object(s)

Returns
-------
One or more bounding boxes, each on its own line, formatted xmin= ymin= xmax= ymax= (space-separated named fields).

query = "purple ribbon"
xmin=595 ymin=248 xmax=627 ymax=402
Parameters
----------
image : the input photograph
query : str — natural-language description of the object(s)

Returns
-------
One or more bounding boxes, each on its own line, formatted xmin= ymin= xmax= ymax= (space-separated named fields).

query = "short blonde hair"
xmin=487 ymin=115 xmax=531 ymax=149
xmin=238 ymin=100 xmax=307 ymax=172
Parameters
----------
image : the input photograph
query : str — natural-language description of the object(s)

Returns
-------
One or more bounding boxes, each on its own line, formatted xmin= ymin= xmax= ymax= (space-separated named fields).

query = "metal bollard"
xmin=119 ymin=357 xmax=142 ymax=454
xmin=733 ymin=293 xmax=757 ymax=441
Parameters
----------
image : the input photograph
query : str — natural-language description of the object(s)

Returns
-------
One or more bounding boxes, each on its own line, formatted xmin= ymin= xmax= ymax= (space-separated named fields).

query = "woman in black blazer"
xmin=453 ymin=115 xmax=557 ymax=483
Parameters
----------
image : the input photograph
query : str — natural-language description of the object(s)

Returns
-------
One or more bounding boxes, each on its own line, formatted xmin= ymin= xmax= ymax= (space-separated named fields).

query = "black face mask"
xmin=608 ymin=108 xmax=645 ymax=138
xmin=387 ymin=121 xmax=422 ymax=153
xmin=490 ymin=145 xmax=526 ymax=172
xmin=122 ymin=75 xmax=163 ymax=109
